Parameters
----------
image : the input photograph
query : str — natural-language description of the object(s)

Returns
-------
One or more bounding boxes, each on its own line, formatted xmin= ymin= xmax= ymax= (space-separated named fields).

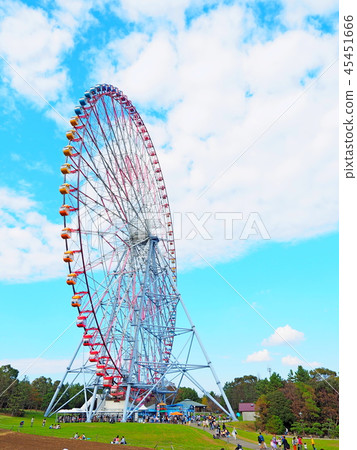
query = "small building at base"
xmin=238 ymin=403 xmax=256 ymax=421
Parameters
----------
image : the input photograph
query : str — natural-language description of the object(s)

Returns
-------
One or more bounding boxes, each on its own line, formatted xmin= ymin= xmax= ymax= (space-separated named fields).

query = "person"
xmin=310 ymin=436 xmax=316 ymax=450
xmin=271 ymin=438 xmax=277 ymax=449
xmin=258 ymin=432 xmax=266 ymax=449
xmin=80 ymin=434 xmax=86 ymax=440
xmin=30 ymin=417 xmax=34 ymax=427
xmin=303 ymin=444 xmax=307 ymax=450
xmin=297 ymin=436 xmax=303 ymax=450
xmin=291 ymin=436 xmax=297 ymax=450
xmin=120 ymin=436 xmax=127 ymax=444
xmin=19 ymin=421 xmax=24 ymax=428
xmin=235 ymin=445 xmax=243 ymax=450
xmin=42 ymin=418 xmax=46 ymax=427
xmin=232 ymin=427 xmax=237 ymax=440
xmin=111 ymin=435 xmax=119 ymax=444
xmin=74 ymin=432 xmax=79 ymax=439
xmin=281 ymin=436 xmax=290 ymax=450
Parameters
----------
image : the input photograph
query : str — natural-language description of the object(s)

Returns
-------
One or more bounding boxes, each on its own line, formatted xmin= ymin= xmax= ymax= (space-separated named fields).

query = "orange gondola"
xmin=66 ymin=273 xmax=77 ymax=285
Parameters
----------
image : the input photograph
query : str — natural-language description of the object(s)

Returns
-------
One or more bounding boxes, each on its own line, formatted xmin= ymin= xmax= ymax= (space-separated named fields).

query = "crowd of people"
xmin=213 ymin=422 xmax=233 ymax=439
xmin=194 ymin=414 xmax=231 ymax=429
xmin=58 ymin=414 xmax=121 ymax=423
xmin=258 ymin=432 xmax=321 ymax=450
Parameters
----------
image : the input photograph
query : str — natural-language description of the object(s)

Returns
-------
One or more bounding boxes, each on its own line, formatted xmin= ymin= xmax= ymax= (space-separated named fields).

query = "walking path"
xmin=189 ymin=423 xmax=258 ymax=449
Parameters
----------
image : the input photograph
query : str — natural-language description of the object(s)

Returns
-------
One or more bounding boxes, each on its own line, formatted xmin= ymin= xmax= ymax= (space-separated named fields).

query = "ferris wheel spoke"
xmin=65 ymin=162 xmax=129 ymax=237
xmin=91 ymin=102 xmax=141 ymax=199
xmin=78 ymin=139 xmax=133 ymax=226
xmin=80 ymin=119 xmax=135 ymax=220
xmin=98 ymin=98 xmax=157 ymax=230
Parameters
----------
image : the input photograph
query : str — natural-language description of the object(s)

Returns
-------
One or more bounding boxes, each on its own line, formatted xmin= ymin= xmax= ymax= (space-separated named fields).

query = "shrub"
xmin=266 ymin=415 xmax=284 ymax=434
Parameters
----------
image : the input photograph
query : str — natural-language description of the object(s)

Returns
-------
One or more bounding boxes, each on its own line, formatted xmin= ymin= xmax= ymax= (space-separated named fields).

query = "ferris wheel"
xmin=46 ymin=84 xmax=235 ymax=422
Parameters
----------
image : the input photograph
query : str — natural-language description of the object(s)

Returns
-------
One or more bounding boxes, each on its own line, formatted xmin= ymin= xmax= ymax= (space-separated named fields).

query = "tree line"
xmin=0 ymin=365 xmax=84 ymax=417
xmin=1 ymin=363 xmax=339 ymax=438
xmin=223 ymin=366 xmax=339 ymax=437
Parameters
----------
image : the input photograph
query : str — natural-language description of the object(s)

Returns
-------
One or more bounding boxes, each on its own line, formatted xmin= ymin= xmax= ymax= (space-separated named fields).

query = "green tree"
xmin=256 ymin=373 xmax=284 ymax=397
xmin=321 ymin=418 xmax=338 ymax=437
xmin=31 ymin=376 xmax=55 ymax=410
xmin=7 ymin=380 xmax=30 ymax=416
xmin=309 ymin=367 xmax=337 ymax=382
xmin=294 ymin=366 xmax=310 ymax=383
xmin=255 ymin=394 xmax=269 ymax=430
xmin=295 ymin=382 xmax=320 ymax=423
xmin=290 ymin=421 xmax=304 ymax=435
xmin=201 ymin=391 xmax=222 ymax=413
xmin=175 ymin=386 xmax=200 ymax=403
xmin=266 ymin=390 xmax=295 ymax=428
xmin=0 ymin=365 xmax=19 ymax=409
xmin=269 ymin=373 xmax=284 ymax=391
xmin=309 ymin=422 xmax=323 ymax=437
xmin=256 ymin=378 xmax=270 ymax=397
xmin=282 ymin=382 xmax=304 ymax=419
xmin=314 ymin=372 xmax=338 ymax=425
xmin=287 ymin=370 xmax=295 ymax=382
xmin=67 ymin=383 xmax=86 ymax=409
xmin=224 ymin=375 xmax=258 ymax=410
xmin=266 ymin=415 xmax=285 ymax=434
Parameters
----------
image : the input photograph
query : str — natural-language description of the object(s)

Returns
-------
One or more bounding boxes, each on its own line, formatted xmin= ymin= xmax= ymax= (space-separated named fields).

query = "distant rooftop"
xmin=239 ymin=402 xmax=255 ymax=412
xmin=176 ymin=399 xmax=206 ymax=407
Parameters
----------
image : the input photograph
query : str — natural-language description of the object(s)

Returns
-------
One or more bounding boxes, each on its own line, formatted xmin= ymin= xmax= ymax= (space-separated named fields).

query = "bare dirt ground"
xmin=0 ymin=429 xmax=151 ymax=450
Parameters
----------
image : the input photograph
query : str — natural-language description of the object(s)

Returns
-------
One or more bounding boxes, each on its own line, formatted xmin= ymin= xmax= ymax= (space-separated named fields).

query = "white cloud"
xmin=110 ymin=0 xmax=192 ymax=29
xmin=0 ymin=3 xmax=72 ymax=104
xmin=87 ymin=2 xmax=338 ymax=269
xmin=0 ymin=187 xmax=64 ymax=282
xmin=0 ymin=0 xmax=98 ymax=120
xmin=245 ymin=349 xmax=272 ymax=362
xmin=0 ymin=357 xmax=71 ymax=376
xmin=281 ymin=0 xmax=338 ymax=29
xmin=281 ymin=354 xmax=320 ymax=368
xmin=262 ymin=325 xmax=305 ymax=346
xmin=0 ymin=1 xmax=338 ymax=281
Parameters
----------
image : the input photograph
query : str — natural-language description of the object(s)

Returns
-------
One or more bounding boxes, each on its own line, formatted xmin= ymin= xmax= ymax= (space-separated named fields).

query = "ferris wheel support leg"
xmin=122 ymin=385 xmax=132 ymax=423
xmin=44 ymin=378 xmax=65 ymax=418
xmin=44 ymin=339 xmax=83 ymax=417
xmin=178 ymin=295 xmax=236 ymax=421
xmin=86 ymin=382 xmax=99 ymax=422
xmin=181 ymin=369 xmax=231 ymax=417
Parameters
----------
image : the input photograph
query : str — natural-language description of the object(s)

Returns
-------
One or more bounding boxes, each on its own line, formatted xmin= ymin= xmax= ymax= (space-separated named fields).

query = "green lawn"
xmin=0 ymin=411 xmax=235 ymax=450
xmin=226 ymin=421 xmax=339 ymax=450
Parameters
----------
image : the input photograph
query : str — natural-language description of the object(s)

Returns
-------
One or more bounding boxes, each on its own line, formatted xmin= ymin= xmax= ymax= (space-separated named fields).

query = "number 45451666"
xmin=344 ymin=15 xmax=354 ymax=75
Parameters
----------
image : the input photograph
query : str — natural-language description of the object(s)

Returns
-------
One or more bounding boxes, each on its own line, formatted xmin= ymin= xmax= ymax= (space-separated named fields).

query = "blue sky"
xmin=0 ymin=0 xmax=338 ymax=393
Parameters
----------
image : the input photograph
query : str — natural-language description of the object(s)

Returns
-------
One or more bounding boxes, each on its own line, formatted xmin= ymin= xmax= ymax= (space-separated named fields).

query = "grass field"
xmin=0 ymin=412 xmax=339 ymax=450
xmin=226 ymin=421 xmax=339 ymax=450
xmin=0 ymin=411 xmax=235 ymax=449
